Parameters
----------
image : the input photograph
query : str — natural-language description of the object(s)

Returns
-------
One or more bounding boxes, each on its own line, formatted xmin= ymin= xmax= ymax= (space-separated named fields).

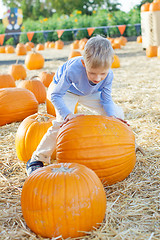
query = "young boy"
xmin=26 ymin=35 xmax=126 ymax=175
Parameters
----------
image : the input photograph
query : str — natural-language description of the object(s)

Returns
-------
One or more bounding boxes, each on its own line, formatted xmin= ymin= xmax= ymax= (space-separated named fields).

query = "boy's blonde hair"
xmin=83 ymin=35 xmax=114 ymax=69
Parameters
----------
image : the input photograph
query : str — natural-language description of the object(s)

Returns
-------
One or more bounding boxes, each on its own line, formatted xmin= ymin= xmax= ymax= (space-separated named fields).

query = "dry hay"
xmin=0 ymin=42 xmax=160 ymax=240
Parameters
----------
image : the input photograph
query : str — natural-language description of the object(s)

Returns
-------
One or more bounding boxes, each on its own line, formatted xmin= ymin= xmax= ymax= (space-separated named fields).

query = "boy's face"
xmin=85 ymin=66 xmax=109 ymax=84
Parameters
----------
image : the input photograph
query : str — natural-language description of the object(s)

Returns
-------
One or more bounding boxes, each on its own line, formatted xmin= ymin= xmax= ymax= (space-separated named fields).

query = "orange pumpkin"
xmin=15 ymin=43 xmax=27 ymax=56
xmin=36 ymin=43 xmax=45 ymax=51
xmin=25 ymin=51 xmax=44 ymax=70
xmin=56 ymin=115 xmax=136 ymax=185
xmin=55 ymin=40 xmax=64 ymax=49
xmin=25 ymin=42 xmax=32 ymax=51
xmin=112 ymin=42 xmax=121 ymax=49
xmin=70 ymin=40 xmax=79 ymax=49
xmin=68 ymin=50 xmax=82 ymax=59
xmin=146 ymin=46 xmax=157 ymax=57
xmin=0 ymin=88 xmax=38 ymax=126
xmin=26 ymin=42 xmax=34 ymax=48
xmin=137 ymin=36 xmax=142 ymax=43
xmin=9 ymin=64 xmax=27 ymax=80
xmin=5 ymin=45 xmax=15 ymax=53
xmin=18 ymin=76 xmax=46 ymax=103
xmin=0 ymin=74 xmax=16 ymax=88
xmin=0 ymin=46 xmax=5 ymax=53
xmin=21 ymin=162 xmax=106 ymax=238
xmin=149 ymin=1 xmax=160 ymax=11
xmin=44 ymin=41 xmax=51 ymax=48
xmin=39 ymin=71 xmax=55 ymax=87
xmin=111 ymin=55 xmax=120 ymax=68
xmin=48 ymin=42 xmax=55 ymax=48
xmin=46 ymin=81 xmax=78 ymax=116
xmin=141 ymin=2 xmax=150 ymax=11
xmin=15 ymin=113 xmax=56 ymax=162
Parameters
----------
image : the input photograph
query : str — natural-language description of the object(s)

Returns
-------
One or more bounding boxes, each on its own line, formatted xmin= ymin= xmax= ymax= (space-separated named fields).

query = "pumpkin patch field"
xmin=0 ymin=41 xmax=159 ymax=239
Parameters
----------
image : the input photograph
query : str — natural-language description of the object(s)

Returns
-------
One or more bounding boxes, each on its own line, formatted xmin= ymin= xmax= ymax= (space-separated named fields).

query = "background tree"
xmin=2 ymin=0 xmax=122 ymax=19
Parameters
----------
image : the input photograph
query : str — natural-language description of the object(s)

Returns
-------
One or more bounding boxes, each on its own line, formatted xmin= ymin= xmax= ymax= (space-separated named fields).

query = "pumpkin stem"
xmin=35 ymin=114 xmax=50 ymax=122
xmin=51 ymin=164 xmax=75 ymax=173
xmin=30 ymin=75 xmax=40 ymax=80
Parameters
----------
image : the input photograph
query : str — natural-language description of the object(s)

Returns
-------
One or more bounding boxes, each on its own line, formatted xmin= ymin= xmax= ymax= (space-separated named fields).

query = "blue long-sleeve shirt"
xmin=51 ymin=56 xmax=115 ymax=119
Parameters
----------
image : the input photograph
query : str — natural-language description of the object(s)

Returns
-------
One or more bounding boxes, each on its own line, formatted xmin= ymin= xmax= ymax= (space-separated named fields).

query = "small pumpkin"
xmin=146 ymin=46 xmax=157 ymax=57
xmin=68 ymin=50 xmax=82 ymax=59
xmin=18 ymin=76 xmax=46 ymax=103
xmin=0 ymin=46 xmax=5 ymax=53
xmin=36 ymin=43 xmax=45 ymax=51
xmin=5 ymin=45 xmax=15 ymax=53
xmin=39 ymin=71 xmax=55 ymax=87
xmin=25 ymin=51 xmax=44 ymax=70
xmin=55 ymin=40 xmax=64 ymax=49
xmin=56 ymin=115 xmax=136 ymax=185
xmin=112 ymin=42 xmax=121 ymax=49
xmin=21 ymin=162 xmax=106 ymax=239
xmin=26 ymin=42 xmax=34 ymax=48
xmin=137 ymin=36 xmax=142 ymax=43
xmin=46 ymin=81 xmax=78 ymax=116
xmin=70 ymin=40 xmax=79 ymax=49
xmin=9 ymin=63 xmax=27 ymax=80
xmin=15 ymin=43 xmax=27 ymax=56
xmin=44 ymin=41 xmax=51 ymax=48
xmin=111 ymin=55 xmax=120 ymax=68
xmin=0 ymin=88 xmax=38 ymax=126
xmin=25 ymin=42 xmax=32 ymax=51
xmin=48 ymin=42 xmax=55 ymax=48
xmin=0 ymin=74 xmax=16 ymax=88
xmin=15 ymin=113 xmax=56 ymax=162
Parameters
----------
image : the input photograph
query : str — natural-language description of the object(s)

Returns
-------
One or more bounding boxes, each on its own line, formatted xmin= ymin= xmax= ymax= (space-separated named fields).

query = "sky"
xmin=0 ymin=0 xmax=142 ymax=19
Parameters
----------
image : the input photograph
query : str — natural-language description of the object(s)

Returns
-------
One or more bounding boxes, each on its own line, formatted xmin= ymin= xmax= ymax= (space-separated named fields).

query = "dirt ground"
xmin=0 ymin=41 xmax=160 ymax=239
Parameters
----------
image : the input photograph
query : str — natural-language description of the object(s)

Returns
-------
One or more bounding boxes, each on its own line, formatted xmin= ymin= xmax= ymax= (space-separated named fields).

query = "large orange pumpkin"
xmin=46 ymin=81 xmax=78 ymax=116
xmin=0 ymin=88 xmax=38 ymax=126
xmin=56 ymin=115 xmax=136 ymax=185
xmin=25 ymin=51 xmax=44 ymax=70
xmin=21 ymin=162 xmax=106 ymax=239
xmin=18 ymin=76 xmax=46 ymax=104
xmin=15 ymin=113 xmax=56 ymax=162
xmin=9 ymin=63 xmax=27 ymax=80
xmin=0 ymin=74 xmax=16 ymax=88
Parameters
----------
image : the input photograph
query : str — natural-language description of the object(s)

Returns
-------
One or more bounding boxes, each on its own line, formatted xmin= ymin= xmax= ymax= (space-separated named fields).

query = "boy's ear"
xmin=81 ymin=59 xmax=86 ymax=68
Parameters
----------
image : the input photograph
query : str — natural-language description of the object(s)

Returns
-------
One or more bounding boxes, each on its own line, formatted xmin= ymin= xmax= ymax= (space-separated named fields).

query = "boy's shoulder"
xmin=67 ymin=56 xmax=83 ymax=66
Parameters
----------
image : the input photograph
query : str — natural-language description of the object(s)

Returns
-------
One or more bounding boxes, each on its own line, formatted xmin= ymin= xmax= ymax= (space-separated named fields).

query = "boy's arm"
xmin=100 ymin=72 xmax=116 ymax=117
xmin=51 ymin=71 xmax=72 ymax=119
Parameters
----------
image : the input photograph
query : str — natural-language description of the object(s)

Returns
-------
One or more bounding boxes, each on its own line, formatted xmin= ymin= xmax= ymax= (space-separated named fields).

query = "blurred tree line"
xmin=2 ymin=0 xmax=121 ymax=20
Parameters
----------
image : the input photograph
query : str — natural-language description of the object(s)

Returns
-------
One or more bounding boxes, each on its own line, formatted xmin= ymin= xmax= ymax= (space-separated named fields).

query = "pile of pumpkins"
xmin=0 ymin=38 xmax=136 ymax=239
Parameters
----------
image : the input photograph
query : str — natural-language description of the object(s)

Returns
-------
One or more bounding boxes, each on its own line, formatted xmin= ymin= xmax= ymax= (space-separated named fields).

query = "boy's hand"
xmin=61 ymin=113 xmax=84 ymax=127
xmin=110 ymin=116 xmax=130 ymax=126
